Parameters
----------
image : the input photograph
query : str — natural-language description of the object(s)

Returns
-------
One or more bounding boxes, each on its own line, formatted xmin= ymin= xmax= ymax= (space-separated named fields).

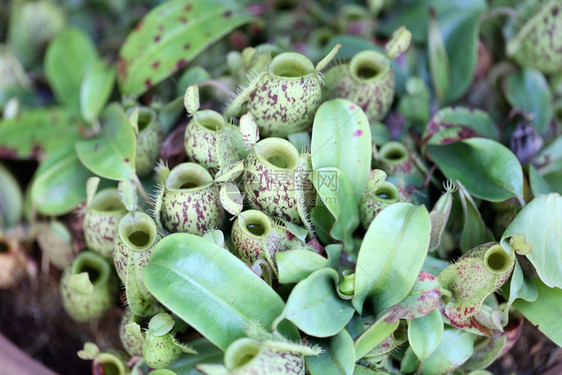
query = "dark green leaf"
xmin=501 ymin=193 xmax=562 ymax=288
xmin=505 ymin=69 xmax=553 ymax=135
xmin=75 ymin=103 xmax=136 ymax=181
xmin=0 ymin=108 xmax=80 ymax=159
xmin=353 ymin=203 xmax=430 ymax=314
xmin=281 ymin=268 xmax=355 ymax=338
xmin=529 ymin=165 xmax=553 ymax=195
xmin=311 ymin=99 xmax=371 ymax=201
xmin=143 ymin=233 xmax=286 ymax=350
xmin=167 ymin=338 xmax=224 ymax=375
xmin=118 ymin=0 xmax=253 ymax=96
xmin=428 ymin=138 xmax=524 ymax=203
xmin=306 ymin=330 xmax=356 ymax=375
xmin=45 ymin=28 xmax=98 ymax=111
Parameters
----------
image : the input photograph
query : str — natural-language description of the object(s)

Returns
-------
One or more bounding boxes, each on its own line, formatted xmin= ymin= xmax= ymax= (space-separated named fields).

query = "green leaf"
xmin=30 ymin=146 xmax=93 ymax=215
xmin=45 ymin=28 xmax=98 ymax=111
xmin=381 ymin=0 xmax=487 ymax=102
xmin=428 ymin=8 xmax=449 ymax=102
xmin=118 ymin=180 xmax=137 ymax=212
xmin=513 ymin=279 xmax=562 ymax=347
xmin=148 ymin=313 xmax=175 ymax=336
xmin=118 ymin=0 xmax=253 ymax=96
xmin=0 ymin=164 xmax=23 ymax=228
xmin=143 ymin=233 xmax=285 ymax=350
xmin=353 ymin=203 xmax=430 ymax=314
xmin=354 ymin=315 xmax=399 ymax=360
xmin=501 ymin=193 xmax=562 ymax=288
xmin=0 ymin=108 xmax=80 ymax=159
xmin=428 ymin=138 xmax=524 ymax=203
xmin=276 ymin=250 xmax=329 ymax=284
xmin=408 ymin=309 xmax=443 ymax=361
xmin=535 ymin=136 xmax=562 ymax=175
xmin=311 ymin=99 xmax=371 ymax=202
xmin=529 ymin=164 xmax=554 ymax=195
xmin=420 ymin=328 xmax=476 ymax=375
xmin=306 ymin=329 xmax=356 ymax=375
xmin=76 ymin=103 xmax=136 ymax=181
xmin=159 ymin=96 xmax=185 ymax=135
xmin=176 ymin=66 xmax=211 ymax=97
xmin=505 ymin=68 xmax=553 ymax=135
xmin=458 ymin=183 xmax=494 ymax=253
xmin=423 ymin=107 xmax=497 ymax=146
xmin=80 ymin=60 xmax=116 ymax=124
xmin=281 ymin=268 xmax=355 ymax=338
xmin=311 ymin=167 xmax=360 ymax=250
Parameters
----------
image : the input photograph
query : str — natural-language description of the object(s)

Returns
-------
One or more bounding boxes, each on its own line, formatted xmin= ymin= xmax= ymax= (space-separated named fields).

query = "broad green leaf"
xmin=354 ymin=315 xmax=399 ymax=360
xmin=396 ymin=271 xmax=441 ymax=320
xmin=118 ymin=0 xmax=253 ymax=96
xmin=306 ymin=329 xmax=356 ymax=375
xmin=45 ymin=28 xmax=98 ymax=111
xmin=281 ymin=268 xmax=355 ymax=338
xmin=311 ymin=167 xmax=360 ymax=250
xmin=311 ymin=99 xmax=371 ymax=202
xmin=420 ymin=328 xmax=476 ymax=375
xmin=428 ymin=138 xmax=524 ymax=203
xmin=0 ymin=163 xmax=23 ymax=228
xmin=505 ymin=69 xmax=553 ymax=135
xmin=143 ymin=233 xmax=285 ymax=350
xmin=353 ymin=203 xmax=430 ymax=314
xmin=513 ymin=279 xmax=562 ymax=346
xmin=176 ymin=66 xmax=211 ymax=97
xmin=408 ymin=309 xmax=443 ymax=361
xmin=501 ymin=193 xmax=562 ymax=288
xmin=458 ymin=183 xmax=494 ymax=253
xmin=80 ymin=60 xmax=116 ymax=124
xmin=76 ymin=103 xmax=136 ymax=181
xmin=0 ymin=108 xmax=80 ymax=159
xmin=276 ymin=250 xmax=329 ymax=284
xmin=529 ymin=165 xmax=553 ymax=195
xmin=30 ymin=146 xmax=93 ymax=215
xmin=423 ymin=107 xmax=497 ymax=146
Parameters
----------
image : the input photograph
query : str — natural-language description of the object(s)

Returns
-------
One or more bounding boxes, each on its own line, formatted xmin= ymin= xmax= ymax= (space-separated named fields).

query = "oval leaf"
xmin=143 ymin=233 xmax=285 ymax=350
xmin=501 ymin=193 xmax=562 ymax=288
xmin=353 ymin=203 xmax=431 ymax=314
xmin=80 ymin=59 xmax=116 ymax=123
xmin=118 ymin=0 xmax=253 ymax=96
xmin=396 ymin=271 xmax=441 ymax=319
xmin=505 ymin=68 xmax=553 ymax=135
xmin=45 ymin=28 xmax=98 ymax=111
xmin=428 ymin=138 xmax=524 ymax=203
xmin=311 ymin=99 xmax=371 ymax=202
xmin=420 ymin=328 xmax=476 ymax=375
xmin=306 ymin=329 xmax=356 ymax=375
xmin=423 ymin=106 xmax=497 ymax=146
xmin=408 ymin=309 xmax=444 ymax=361
xmin=0 ymin=108 xmax=80 ymax=159
xmin=281 ymin=268 xmax=355 ymax=337
xmin=76 ymin=103 xmax=136 ymax=181
xmin=30 ymin=147 xmax=93 ymax=215
xmin=276 ymin=249 xmax=329 ymax=284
